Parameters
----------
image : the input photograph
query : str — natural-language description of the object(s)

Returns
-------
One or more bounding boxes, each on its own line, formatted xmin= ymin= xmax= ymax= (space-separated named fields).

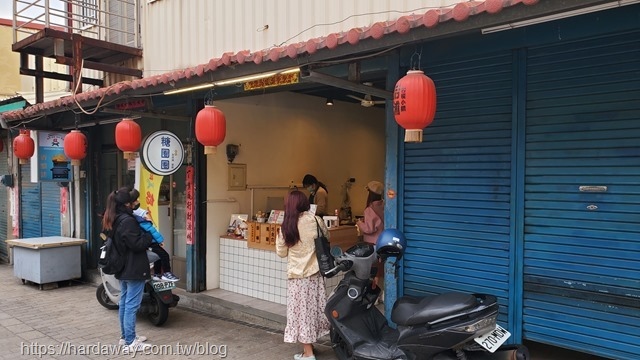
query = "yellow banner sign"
xmin=244 ymin=72 xmax=299 ymax=91
xmin=139 ymin=166 xmax=163 ymax=225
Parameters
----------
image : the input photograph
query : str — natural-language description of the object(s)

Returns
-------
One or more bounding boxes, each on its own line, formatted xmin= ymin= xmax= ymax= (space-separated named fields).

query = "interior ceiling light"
xmin=326 ymin=98 xmax=334 ymax=106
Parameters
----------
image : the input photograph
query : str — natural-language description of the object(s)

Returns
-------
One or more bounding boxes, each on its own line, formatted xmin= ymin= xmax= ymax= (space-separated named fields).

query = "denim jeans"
xmin=119 ymin=279 xmax=145 ymax=345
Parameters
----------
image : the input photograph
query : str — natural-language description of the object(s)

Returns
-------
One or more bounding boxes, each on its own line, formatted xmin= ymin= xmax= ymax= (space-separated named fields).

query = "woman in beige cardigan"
xmin=276 ymin=190 xmax=330 ymax=360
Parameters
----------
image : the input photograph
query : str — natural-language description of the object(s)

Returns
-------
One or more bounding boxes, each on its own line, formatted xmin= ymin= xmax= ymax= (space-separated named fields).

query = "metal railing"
xmin=13 ymin=0 xmax=140 ymax=48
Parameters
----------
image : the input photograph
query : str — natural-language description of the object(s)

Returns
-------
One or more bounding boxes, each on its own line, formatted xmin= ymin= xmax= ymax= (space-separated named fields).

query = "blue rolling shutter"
xmin=41 ymin=182 xmax=61 ymax=236
xmin=19 ymin=163 xmax=61 ymax=238
xmin=402 ymin=51 xmax=514 ymax=328
xmin=0 ymin=150 xmax=9 ymax=261
xmin=20 ymin=164 xmax=41 ymax=238
xmin=523 ymin=31 xmax=640 ymax=359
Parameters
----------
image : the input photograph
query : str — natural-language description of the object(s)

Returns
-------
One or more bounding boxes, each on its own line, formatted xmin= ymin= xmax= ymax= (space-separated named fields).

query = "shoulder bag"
xmin=314 ymin=217 xmax=336 ymax=278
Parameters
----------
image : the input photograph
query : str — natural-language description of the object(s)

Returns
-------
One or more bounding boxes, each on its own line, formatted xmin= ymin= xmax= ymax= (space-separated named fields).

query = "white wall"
xmin=207 ymin=91 xmax=386 ymax=221
xmin=141 ymin=0 xmax=462 ymax=76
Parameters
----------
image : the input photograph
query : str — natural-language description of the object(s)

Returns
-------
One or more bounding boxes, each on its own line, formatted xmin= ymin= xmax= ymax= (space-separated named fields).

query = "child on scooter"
xmin=129 ymin=189 xmax=180 ymax=282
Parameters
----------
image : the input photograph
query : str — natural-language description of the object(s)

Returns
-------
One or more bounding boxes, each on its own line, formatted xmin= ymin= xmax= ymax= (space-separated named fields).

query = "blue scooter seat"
xmin=391 ymin=292 xmax=477 ymax=326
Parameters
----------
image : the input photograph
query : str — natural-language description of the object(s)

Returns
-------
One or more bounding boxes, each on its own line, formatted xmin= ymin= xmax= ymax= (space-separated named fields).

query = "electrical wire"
xmin=275 ymin=6 xmax=443 ymax=47
xmin=12 ymin=7 xmax=429 ymax=125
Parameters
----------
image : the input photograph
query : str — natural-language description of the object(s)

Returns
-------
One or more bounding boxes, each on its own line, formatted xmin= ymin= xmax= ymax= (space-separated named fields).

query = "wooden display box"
xmin=328 ymin=226 xmax=360 ymax=251
xmin=247 ymin=222 xmax=280 ymax=251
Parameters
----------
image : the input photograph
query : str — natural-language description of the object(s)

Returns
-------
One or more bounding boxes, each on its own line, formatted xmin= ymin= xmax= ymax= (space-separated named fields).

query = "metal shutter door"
xmin=40 ymin=182 xmax=61 ymax=237
xmin=403 ymin=52 xmax=514 ymax=328
xmin=20 ymin=164 xmax=41 ymax=238
xmin=523 ymin=31 xmax=640 ymax=359
xmin=0 ymin=149 xmax=9 ymax=261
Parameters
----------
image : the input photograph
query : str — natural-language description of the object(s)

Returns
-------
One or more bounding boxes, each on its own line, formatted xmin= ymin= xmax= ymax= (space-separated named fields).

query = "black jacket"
xmin=113 ymin=211 xmax=153 ymax=280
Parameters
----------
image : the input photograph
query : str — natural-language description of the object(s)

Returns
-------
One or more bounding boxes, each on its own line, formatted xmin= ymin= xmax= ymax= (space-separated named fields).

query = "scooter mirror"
xmin=330 ymin=246 xmax=343 ymax=257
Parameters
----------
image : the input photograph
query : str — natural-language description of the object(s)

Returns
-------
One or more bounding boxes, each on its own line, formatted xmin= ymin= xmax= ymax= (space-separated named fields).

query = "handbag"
xmin=314 ymin=217 xmax=336 ymax=278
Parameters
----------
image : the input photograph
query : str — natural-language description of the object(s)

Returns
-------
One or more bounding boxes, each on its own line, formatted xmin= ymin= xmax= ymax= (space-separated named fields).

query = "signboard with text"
xmin=37 ymin=131 xmax=72 ymax=182
xmin=140 ymin=130 xmax=184 ymax=176
xmin=185 ymin=165 xmax=195 ymax=245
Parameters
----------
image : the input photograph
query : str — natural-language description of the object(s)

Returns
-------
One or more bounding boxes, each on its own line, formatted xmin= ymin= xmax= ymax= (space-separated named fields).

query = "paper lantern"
xmin=13 ymin=130 xmax=35 ymax=165
xmin=64 ymin=130 xmax=87 ymax=166
xmin=195 ymin=105 xmax=226 ymax=155
xmin=393 ymin=70 xmax=437 ymax=142
xmin=115 ymin=118 xmax=142 ymax=160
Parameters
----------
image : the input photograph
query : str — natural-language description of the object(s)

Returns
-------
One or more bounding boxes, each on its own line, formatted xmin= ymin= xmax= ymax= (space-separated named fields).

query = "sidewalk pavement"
xmin=0 ymin=262 xmax=336 ymax=360
xmin=0 ymin=262 xmax=609 ymax=360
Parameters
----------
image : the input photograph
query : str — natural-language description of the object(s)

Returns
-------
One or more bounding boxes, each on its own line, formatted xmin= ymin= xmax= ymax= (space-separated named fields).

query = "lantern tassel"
xmin=71 ymin=160 xmax=81 ymax=166
xmin=404 ymin=129 xmax=423 ymax=143
xmin=19 ymin=159 xmax=28 ymax=165
xmin=204 ymin=146 xmax=217 ymax=155
xmin=123 ymin=151 xmax=137 ymax=160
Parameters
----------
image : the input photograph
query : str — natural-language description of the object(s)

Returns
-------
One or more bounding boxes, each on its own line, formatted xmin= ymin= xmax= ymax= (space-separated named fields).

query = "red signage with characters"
xmin=185 ymin=166 xmax=195 ymax=245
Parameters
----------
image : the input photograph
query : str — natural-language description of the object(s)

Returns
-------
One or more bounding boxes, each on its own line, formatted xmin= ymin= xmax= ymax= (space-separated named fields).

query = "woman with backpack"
xmin=102 ymin=187 xmax=153 ymax=352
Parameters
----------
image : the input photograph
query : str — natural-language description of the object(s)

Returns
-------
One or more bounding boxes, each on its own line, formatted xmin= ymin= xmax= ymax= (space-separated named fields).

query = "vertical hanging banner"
xmin=139 ymin=167 xmax=163 ymax=224
xmin=185 ymin=165 xmax=195 ymax=245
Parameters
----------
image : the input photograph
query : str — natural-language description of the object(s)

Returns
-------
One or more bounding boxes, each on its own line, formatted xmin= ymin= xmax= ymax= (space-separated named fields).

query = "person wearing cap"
xmin=101 ymin=186 xmax=153 ymax=352
xmin=356 ymin=181 xmax=384 ymax=245
xmin=301 ymin=174 xmax=329 ymax=217
xmin=356 ymin=180 xmax=385 ymax=298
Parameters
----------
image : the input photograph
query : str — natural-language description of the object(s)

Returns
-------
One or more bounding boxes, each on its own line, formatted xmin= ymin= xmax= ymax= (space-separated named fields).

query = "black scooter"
xmin=324 ymin=243 xmax=529 ymax=360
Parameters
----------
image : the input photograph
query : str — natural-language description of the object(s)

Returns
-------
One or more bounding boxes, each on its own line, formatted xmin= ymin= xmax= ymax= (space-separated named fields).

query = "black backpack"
xmin=98 ymin=217 xmax=126 ymax=275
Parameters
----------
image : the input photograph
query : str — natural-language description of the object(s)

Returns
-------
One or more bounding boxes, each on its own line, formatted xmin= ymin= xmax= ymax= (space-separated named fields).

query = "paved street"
xmin=0 ymin=263 xmax=337 ymax=360
xmin=0 ymin=262 xmax=611 ymax=360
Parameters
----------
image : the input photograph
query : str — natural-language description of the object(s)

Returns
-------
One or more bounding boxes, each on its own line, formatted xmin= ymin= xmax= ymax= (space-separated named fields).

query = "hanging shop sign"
xmin=243 ymin=72 xmax=299 ymax=91
xmin=38 ymin=131 xmax=72 ymax=182
xmin=140 ymin=130 xmax=184 ymax=176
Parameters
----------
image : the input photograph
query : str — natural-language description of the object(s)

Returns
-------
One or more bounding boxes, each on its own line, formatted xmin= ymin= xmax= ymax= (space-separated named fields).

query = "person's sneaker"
xmin=151 ymin=274 xmax=162 ymax=281
xmin=161 ymin=272 xmax=180 ymax=282
xmin=118 ymin=335 xmax=147 ymax=346
xmin=122 ymin=338 xmax=152 ymax=354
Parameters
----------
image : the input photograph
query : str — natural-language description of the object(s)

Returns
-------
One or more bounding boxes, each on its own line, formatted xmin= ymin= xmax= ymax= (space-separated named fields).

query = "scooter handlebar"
xmin=325 ymin=260 xmax=351 ymax=277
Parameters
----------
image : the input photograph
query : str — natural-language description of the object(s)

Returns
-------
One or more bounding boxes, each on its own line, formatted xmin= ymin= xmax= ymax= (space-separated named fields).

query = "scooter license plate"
xmin=473 ymin=324 xmax=511 ymax=353
xmin=152 ymin=280 xmax=176 ymax=292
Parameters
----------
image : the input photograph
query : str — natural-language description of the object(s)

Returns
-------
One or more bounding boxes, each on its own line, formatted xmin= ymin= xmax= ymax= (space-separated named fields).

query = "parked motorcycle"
xmin=324 ymin=229 xmax=529 ymax=360
xmin=96 ymin=250 xmax=180 ymax=326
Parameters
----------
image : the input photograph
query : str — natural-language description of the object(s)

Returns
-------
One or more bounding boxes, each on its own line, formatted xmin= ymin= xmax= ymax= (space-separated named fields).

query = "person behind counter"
xmin=356 ymin=180 xmax=384 ymax=245
xmin=302 ymin=174 xmax=328 ymax=217
xmin=356 ymin=180 xmax=385 ymax=294
xmin=276 ymin=190 xmax=330 ymax=360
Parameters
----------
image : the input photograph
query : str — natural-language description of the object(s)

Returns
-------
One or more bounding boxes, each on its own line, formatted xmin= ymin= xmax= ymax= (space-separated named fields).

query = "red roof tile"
xmin=2 ymin=0 xmax=539 ymax=122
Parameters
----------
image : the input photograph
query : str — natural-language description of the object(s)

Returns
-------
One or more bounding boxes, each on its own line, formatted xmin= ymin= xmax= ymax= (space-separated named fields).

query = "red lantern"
xmin=393 ymin=70 xmax=437 ymax=143
xmin=115 ymin=118 xmax=142 ymax=160
xmin=64 ymin=130 xmax=87 ymax=166
xmin=13 ymin=130 xmax=35 ymax=165
xmin=195 ymin=105 xmax=226 ymax=155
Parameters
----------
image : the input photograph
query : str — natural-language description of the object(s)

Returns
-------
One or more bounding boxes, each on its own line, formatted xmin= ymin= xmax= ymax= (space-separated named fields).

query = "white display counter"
xmin=220 ymin=236 xmax=343 ymax=305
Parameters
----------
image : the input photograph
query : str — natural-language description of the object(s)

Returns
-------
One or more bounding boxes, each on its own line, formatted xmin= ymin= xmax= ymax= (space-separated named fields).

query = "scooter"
xmin=324 ymin=230 xmax=529 ymax=360
xmin=96 ymin=249 xmax=180 ymax=326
